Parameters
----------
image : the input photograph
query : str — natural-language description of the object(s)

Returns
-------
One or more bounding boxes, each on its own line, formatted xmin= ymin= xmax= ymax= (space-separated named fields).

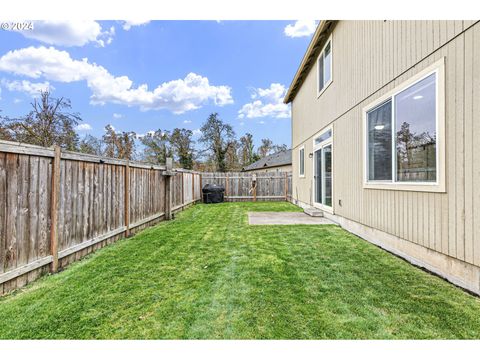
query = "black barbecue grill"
xmin=202 ymin=184 xmax=225 ymax=204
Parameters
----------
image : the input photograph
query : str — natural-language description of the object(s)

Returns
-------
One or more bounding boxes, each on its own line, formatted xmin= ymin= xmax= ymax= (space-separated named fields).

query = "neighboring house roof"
xmin=283 ymin=20 xmax=338 ymax=104
xmin=242 ymin=149 xmax=292 ymax=171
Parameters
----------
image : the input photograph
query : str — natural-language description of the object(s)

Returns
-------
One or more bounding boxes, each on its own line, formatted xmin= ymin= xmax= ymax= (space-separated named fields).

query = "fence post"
xmin=192 ymin=172 xmax=195 ymax=202
xmin=253 ymin=174 xmax=257 ymax=202
xmin=50 ymin=146 xmax=61 ymax=273
xmin=164 ymin=158 xmax=174 ymax=220
xmin=199 ymin=173 xmax=202 ymax=201
xmin=181 ymin=171 xmax=184 ymax=206
xmin=284 ymin=172 xmax=288 ymax=201
xmin=124 ymin=160 xmax=130 ymax=237
xmin=225 ymin=175 xmax=229 ymax=202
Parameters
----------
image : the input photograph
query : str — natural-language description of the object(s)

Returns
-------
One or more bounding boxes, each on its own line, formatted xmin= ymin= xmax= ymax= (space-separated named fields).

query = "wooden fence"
xmin=0 ymin=140 xmax=202 ymax=295
xmin=201 ymin=171 xmax=292 ymax=202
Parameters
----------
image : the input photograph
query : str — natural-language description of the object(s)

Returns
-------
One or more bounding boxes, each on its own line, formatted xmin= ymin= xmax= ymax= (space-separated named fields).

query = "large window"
xmin=364 ymin=59 xmax=445 ymax=192
xmin=317 ymin=37 xmax=332 ymax=96
xmin=299 ymin=147 xmax=305 ymax=177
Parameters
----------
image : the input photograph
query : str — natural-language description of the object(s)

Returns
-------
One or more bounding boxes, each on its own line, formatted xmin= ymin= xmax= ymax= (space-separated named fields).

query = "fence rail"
xmin=0 ymin=140 xmax=202 ymax=295
xmin=201 ymin=171 xmax=292 ymax=202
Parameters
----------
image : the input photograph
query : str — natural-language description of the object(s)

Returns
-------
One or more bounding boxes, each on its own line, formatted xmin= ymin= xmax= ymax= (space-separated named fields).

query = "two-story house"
xmin=284 ymin=20 xmax=480 ymax=295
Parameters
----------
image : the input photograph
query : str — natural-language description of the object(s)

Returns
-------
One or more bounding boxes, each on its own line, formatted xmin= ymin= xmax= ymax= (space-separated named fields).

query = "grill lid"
xmin=202 ymin=184 xmax=225 ymax=193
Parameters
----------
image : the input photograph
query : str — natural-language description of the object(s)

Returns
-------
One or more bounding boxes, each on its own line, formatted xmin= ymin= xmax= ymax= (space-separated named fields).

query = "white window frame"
xmin=316 ymin=35 xmax=333 ymax=98
xmin=312 ymin=125 xmax=334 ymax=213
xmin=298 ymin=146 xmax=305 ymax=178
xmin=362 ymin=57 xmax=446 ymax=193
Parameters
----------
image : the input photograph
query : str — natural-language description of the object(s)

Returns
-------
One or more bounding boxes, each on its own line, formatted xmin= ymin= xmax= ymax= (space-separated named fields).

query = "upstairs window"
xmin=317 ymin=37 xmax=332 ymax=96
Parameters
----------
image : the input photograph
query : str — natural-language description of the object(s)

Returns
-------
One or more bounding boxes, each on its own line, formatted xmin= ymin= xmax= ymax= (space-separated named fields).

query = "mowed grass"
xmin=1 ymin=202 xmax=480 ymax=339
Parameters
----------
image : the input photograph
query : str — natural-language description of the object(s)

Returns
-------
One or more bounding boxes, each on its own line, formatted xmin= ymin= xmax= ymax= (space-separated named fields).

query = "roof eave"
xmin=283 ymin=20 xmax=337 ymax=104
xmin=244 ymin=163 xmax=291 ymax=172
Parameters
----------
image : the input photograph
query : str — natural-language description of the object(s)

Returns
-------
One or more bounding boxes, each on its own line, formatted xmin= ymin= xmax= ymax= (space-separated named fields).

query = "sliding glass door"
xmin=323 ymin=145 xmax=332 ymax=207
xmin=313 ymin=129 xmax=333 ymax=211
xmin=314 ymin=149 xmax=322 ymax=204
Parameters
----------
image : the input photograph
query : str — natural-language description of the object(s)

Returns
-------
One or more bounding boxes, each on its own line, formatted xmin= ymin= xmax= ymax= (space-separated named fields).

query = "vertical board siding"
xmin=0 ymin=144 xmax=202 ymax=294
xmin=292 ymin=21 xmax=480 ymax=267
xmin=470 ymin=24 xmax=480 ymax=266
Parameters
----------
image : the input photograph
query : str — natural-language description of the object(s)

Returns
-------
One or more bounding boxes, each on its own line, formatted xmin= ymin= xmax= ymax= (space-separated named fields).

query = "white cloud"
xmin=97 ymin=27 xmax=115 ymax=47
xmin=238 ymin=83 xmax=290 ymax=119
xmin=122 ymin=20 xmax=150 ymax=31
xmin=192 ymin=129 xmax=202 ymax=137
xmin=113 ymin=113 xmax=123 ymax=119
xmin=284 ymin=20 xmax=317 ymax=38
xmin=0 ymin=46 xmax=233 ymax=114
xmin=183 ymin=120 xmax=192 ymax=124
xmin=11 ymin=20 xmax=115 ymax=47
xmin=1 ymin=79 xmax=52 ymax=96
xmin=13 ymin=98 xmax=22 ymax=104
xmin=76 ymin=123 xmax=92 ymax=131
xmin=259 ymin=121 xmax=265 ymax=124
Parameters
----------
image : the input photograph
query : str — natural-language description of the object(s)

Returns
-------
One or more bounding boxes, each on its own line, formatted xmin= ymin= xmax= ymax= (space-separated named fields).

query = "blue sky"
xmin=0 ymin=20 xmax=316 ymax=148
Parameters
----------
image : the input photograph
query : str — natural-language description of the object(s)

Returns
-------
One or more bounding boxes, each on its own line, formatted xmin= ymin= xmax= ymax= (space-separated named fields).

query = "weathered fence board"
xmin=201 ymin=171 xmax=292 ymax=202
xmin=0 ymin=140 xmax=202 ymax=295
xmin=0 ymin=141 xmax=292 ymax=295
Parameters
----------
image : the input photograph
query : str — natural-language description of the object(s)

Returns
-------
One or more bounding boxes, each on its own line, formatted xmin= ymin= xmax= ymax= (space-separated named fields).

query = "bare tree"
xmin=272 ymin=143 xmax=288 ymax=154
xmin=0 ymin=118 xmax=14 ymax=141
xmin=0 ymin=90 xmax=81 ymax=150
xmin=258 ymin=138 xmax=273 ymax=158
xmin=199 ymin=113 xmax=236 ymax=172
xmin=257 ymin=138 xmax=287 ymax=158
xmin=170 ymin=128 xmax=195 ymax=169
xmin=225 ymin=139 xmax=241 ymax=171
xmin=239 ymin=133 xmax=259 ymax=167
xmin=103 ymin=125 xmax=136 ymax=160
xmin=78 ymin=134 xmax=105 ymax=156
xmin=139 ymin=129 xmax=172 ymax=164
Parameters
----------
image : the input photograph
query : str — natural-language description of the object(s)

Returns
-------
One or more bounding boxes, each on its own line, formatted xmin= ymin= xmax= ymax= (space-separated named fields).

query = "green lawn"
xmin=1 ymin=202 xmax=480 ymax=339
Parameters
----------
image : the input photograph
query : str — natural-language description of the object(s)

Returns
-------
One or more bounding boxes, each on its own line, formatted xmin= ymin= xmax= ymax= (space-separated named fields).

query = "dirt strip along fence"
xmin=201 ymin=172 xmax=292 ymax=202
xmin=0 ymin=140 xmax=202 ymax=295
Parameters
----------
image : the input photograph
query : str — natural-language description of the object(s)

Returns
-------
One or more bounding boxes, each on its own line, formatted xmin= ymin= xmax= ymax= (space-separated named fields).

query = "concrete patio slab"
xmin=248 ymin=212 xmax=337 ymax=225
